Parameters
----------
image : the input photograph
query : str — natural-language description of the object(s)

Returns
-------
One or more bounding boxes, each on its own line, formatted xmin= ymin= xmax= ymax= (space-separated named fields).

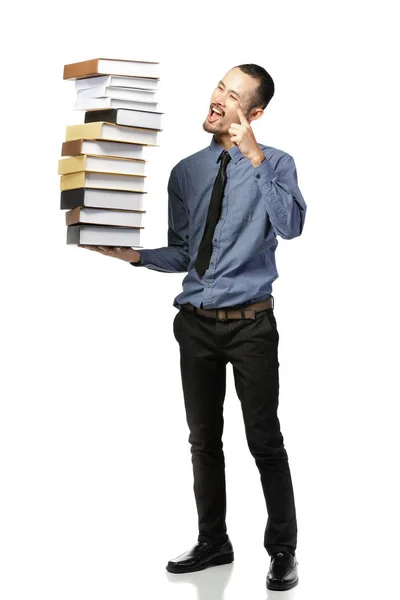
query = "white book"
xmin=94 ymin=58 xmax=159 ymax=78
xmin=58 ymin=155 xmax=146 ymax=176
xmin=77 ymin=86 xmax=157 ymax=103
xmin=67 ymin=224 xmax=142 ymax=247
xmin=60 ymin=188 xmax=146 ymax=211
xmin=66 ymin=206 xmax=145 ymax=228
xmin=74 ymin=97 xmax=160 ymax=112
xmin=75 ymin=75 xmax=160 ymax=91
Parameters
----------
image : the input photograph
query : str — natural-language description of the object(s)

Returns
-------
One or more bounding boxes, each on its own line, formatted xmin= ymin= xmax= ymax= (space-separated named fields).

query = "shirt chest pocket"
xmin=228 ymin=181 xmax=266 ymax=222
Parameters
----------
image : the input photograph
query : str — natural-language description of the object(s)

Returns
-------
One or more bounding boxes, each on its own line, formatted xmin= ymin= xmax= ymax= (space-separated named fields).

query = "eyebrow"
xmin=218 ymin=80 xmax=240 ymax=98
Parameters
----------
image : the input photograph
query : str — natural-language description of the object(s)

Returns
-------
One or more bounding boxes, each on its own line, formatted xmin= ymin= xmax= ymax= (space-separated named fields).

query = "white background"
xmin=1 ymin=1 xmax=399 ymax=598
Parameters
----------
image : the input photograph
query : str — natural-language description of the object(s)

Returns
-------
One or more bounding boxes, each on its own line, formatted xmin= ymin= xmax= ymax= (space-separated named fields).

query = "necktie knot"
xmin=218 ymin=150 xmax=231 ymax=169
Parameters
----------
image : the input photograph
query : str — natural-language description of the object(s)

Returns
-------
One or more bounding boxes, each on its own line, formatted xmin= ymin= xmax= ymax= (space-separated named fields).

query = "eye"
xmin=230 ymin=94 xmax=236 ymax=99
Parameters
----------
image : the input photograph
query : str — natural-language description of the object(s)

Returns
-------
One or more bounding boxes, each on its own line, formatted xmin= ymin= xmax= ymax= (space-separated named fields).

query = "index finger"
xmin=234 ymin=98 xmax=248 ymax=125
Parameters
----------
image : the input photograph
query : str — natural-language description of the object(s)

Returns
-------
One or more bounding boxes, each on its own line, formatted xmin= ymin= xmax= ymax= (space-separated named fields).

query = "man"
xmin=79 ymin=63 xmax=307 ymax=591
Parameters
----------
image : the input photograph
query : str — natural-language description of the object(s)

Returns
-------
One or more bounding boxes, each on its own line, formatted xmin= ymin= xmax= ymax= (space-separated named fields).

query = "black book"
xmin=60 ymin=188 xmax=146 ymax=211
xmin=84 ymin=108 xmax=163 ymax=131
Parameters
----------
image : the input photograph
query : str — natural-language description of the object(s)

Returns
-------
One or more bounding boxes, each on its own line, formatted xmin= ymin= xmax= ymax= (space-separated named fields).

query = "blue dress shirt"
xmin=131 ymin=134 xmax=307 ymax=310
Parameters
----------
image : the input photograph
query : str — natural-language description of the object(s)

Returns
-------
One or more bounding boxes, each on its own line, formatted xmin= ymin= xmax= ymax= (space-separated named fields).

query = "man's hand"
xmin=228 ymin=100 xmax=266 ymax=167
xmin=78 ymin=245 xmax=141 ymax=263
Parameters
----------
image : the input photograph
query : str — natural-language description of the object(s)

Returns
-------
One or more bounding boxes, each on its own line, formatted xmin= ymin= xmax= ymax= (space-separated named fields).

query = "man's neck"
xmin=214 ymin=133 xmax=235 ymax=151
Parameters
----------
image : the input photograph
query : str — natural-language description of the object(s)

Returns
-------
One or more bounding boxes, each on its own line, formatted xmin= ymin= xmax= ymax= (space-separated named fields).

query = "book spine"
xmin=58 ymin=155 xmax=86 ymax=175
xmin=62 ymin=139 xmax=83 ymax=156
xmin=65 ymin=207 xmax=80 ymax=225
xmin=60 ymin=172 xmax=85 ymax=191
xmin=61 ymin=188 xmax=86 ymax=210
xmin=66 ymin=224 xmax=81 ymax=244
xmin=84 ymin=109 xmax=117 ymax=125
xmin=65 ymin=123 xmax=101 ymax=141
xmin=63 ymin=59 xmax=100 ymax=80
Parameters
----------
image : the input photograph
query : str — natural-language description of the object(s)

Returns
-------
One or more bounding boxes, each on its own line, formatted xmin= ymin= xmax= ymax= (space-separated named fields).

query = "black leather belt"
xmin=179 ymin=296 xmax=274 ymax=321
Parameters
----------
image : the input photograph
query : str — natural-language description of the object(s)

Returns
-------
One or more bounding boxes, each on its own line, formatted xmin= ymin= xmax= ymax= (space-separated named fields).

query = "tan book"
xmin=65 ymin=122 xmax=158 ymax=146
xmin=61 ymin=139 xmax=145 ymax=159
xmin=65 ymin=206 xmax=145 ymax=228
xmin=60 ymin=171 xmax=146 ymax=192
xmin=63 ymin=58 xmax=160 ymax=80
xmin=58 ymin=155 xmax=146 ymax=176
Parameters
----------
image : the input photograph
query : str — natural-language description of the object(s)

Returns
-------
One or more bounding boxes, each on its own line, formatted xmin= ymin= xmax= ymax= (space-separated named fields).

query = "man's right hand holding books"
xmin=78 ymin=245 xmax=141 ymax=263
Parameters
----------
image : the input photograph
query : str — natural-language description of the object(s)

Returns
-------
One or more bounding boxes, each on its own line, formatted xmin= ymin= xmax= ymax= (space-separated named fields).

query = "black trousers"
xmin=173 ymin=304 xmax=297 ymax=556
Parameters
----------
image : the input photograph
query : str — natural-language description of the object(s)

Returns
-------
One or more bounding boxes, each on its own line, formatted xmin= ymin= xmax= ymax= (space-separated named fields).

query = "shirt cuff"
xmin=130 ymin=249 xmax=149 ymax=267
xmin=253 ymin=156 xmax=276 ymax=186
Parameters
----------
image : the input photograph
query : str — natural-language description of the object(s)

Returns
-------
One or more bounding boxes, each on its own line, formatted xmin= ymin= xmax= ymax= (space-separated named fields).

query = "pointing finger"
xmin=234 ymin=99 xmax=249 ymax=125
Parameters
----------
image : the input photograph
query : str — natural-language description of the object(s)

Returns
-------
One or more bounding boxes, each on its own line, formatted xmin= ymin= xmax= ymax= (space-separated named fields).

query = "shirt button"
xmin=213 ymin=238 xmax=217 ymax=243
xmin=256 ymin=174 xmax=260 ymax=179
xmin=206 ymin=283 xmax=211 ymax=287
xmin=220 ymin=216 xmax=224 ymax=220
xmin=210 ymin=261 xmax=214 ymax=265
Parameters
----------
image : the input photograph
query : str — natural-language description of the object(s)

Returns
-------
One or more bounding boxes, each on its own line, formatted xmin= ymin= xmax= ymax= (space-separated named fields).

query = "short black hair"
xmin=233 ymin=64 xmax=275 ymax=111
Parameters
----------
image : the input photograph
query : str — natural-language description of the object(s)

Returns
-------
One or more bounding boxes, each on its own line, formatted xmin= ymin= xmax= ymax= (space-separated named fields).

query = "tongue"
xmin=209 ymin=109 xmax=221 ymax=122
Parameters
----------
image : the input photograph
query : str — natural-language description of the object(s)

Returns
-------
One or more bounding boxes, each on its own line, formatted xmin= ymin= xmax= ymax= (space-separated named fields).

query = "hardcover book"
xmin=58 ymin=154 xmax=146 ymax=176
xmin=75 ymin=74 xmax=160 ymax=91
xmin=65 ymin=122 xmax=159 ymax=145
xmin=61 ymin=139 xmax=145 ymax=159
xmin=67 ymin=224 xmax=142 ymax=246
xmin=65 ymin=206 xmax=145 ymax=228
xmin=76 ymin=85 xmax=157 ymax=103
xmin=60 ymin=171 xmax=146 ymax=192
xmin=84 ymin=108 xmax=163 ymax=131
xmin=74 ymin=98 xmax=159 ymax=112
xmin=63 ymin=58 xmax=160 ymax=80
xmin=60 ymin=188 xmax=146 ymax=211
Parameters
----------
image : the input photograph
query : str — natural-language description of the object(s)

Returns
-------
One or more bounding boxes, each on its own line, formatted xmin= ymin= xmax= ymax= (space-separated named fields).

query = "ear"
xmin=248 ymin=108 xmax=264 ymax=123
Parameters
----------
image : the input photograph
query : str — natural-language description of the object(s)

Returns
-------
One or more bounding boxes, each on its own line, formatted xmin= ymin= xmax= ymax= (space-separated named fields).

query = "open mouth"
xmin=208 ymin=104 xmax=223 ymax=123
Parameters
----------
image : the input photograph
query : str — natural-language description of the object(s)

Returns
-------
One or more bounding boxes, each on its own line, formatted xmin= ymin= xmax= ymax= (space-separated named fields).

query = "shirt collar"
xmin=209 ymin=134 xmax=243 ymax=165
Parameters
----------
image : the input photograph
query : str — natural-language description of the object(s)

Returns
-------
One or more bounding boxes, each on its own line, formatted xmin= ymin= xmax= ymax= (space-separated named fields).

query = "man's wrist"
xmin=250 ymin=151 xmax=266 ymax=167
xmin=130 ymin=250 xmax=141 ymax=265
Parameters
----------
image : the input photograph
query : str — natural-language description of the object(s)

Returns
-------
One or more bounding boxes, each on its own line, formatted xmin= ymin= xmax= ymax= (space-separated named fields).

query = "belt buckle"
xmin=216 ymin=309 xmax=228 ymax=321
xmin=245 ymin=309 xmax=257 ymax=320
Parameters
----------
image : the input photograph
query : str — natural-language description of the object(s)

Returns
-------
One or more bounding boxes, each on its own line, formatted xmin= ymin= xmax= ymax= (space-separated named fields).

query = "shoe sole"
xmin=166 ymin=551 xmax=234 ymax=574
xmin=266 ymin=576 xmax=299 ymax=591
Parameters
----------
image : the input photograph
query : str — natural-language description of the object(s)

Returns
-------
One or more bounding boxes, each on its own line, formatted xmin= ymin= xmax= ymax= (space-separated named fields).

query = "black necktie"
xmin=195 ymin=150 xmax=231 ymax=276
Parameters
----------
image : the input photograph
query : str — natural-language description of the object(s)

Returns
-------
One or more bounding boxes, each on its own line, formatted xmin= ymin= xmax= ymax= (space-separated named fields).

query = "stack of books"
xmin=59 ymin=57 xmax=163 ymax=247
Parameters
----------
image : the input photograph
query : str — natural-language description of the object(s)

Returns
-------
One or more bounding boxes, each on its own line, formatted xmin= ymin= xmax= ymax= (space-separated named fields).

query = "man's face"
xmin=202 ymin=67 xmax=260 ymax=135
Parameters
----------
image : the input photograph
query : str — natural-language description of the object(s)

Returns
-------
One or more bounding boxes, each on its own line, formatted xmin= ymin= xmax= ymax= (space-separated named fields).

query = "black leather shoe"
xmin=266 ymin=551 xmax=299 ymax=591
xmin=166 ymin=537 xmax=234 ymax=573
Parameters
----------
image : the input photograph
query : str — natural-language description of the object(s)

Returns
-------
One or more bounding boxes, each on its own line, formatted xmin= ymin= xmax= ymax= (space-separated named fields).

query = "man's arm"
xmin=229 ymin=101 xmax=306 ymax=241
xmin=130 ymin=163 xmax=190 ymax=272
xmin=252 ymin=153 xmax=307 ymax=240
xmin=78 ymin=164 xmax=190 ymax=270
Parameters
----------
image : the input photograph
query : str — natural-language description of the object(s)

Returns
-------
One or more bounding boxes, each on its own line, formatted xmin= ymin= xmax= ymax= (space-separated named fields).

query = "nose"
xmin=213 ymin=90 xmax=226 ymax=108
